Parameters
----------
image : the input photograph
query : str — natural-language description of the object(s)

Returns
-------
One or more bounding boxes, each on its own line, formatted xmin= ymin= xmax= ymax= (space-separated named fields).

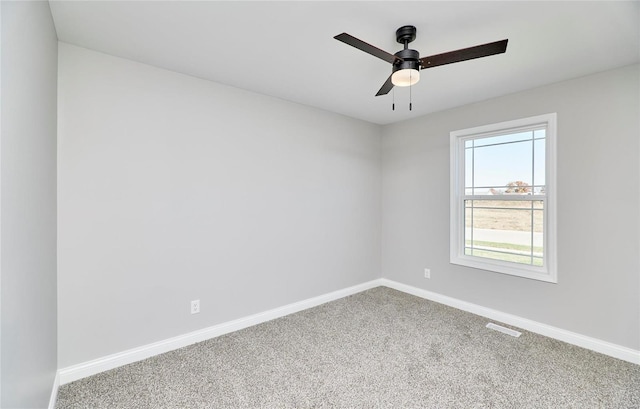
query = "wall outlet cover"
xmin=191 ymin=299 xmax=200 ymax=314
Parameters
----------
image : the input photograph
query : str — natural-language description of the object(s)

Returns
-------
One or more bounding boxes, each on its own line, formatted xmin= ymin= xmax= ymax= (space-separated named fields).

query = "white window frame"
xmin=450 ymin=113 xmax=557 ymax=283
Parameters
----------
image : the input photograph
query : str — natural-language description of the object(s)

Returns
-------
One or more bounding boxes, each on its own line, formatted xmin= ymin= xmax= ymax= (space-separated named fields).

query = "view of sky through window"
xmin=465 ymin=130 xmax=545 ymax=195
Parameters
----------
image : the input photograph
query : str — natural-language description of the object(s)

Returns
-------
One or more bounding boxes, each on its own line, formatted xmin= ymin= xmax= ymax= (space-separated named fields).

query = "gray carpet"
xmin=56 ymin=287 xmax=640 ymax=408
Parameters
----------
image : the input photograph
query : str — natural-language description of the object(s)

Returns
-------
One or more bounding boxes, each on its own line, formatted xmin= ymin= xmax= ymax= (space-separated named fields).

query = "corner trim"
xmin=380 ymin=278 xmax=640 ymax=365
xmin=58 ymin=279 xmax=384 ymax=385
xmin=48 ymin=371 xmax=60 ymax=409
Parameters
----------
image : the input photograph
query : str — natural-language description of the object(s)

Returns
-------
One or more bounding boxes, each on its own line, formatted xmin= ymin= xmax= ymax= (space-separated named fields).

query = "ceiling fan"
xmin=334 ymin=25 xmax=508 ymax=97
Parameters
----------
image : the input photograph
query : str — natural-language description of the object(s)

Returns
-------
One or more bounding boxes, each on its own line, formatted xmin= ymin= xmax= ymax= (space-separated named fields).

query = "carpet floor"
xmin=56 ymin=287 xmax=640 ymax=408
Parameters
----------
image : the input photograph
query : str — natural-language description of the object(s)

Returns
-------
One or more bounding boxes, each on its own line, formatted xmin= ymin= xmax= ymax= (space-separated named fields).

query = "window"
xmin=450 ymin=113 xmax=557 ymax=283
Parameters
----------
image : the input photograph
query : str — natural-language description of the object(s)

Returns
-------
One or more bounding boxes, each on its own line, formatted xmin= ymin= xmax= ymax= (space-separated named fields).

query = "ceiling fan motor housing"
xmin=393 ymin=49 xmax=420 ymax=74
xmin=392 ymin=26 xmax=420 ymax=86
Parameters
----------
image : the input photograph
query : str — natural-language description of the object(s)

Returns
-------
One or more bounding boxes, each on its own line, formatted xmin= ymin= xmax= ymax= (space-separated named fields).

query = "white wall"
xmin=382 ymin=64 xmax=640 ymax=350
xmin=1 ymin=1 xmax=58 ymax=407
xmin=57 ymin=43 xmax=381 ymax=368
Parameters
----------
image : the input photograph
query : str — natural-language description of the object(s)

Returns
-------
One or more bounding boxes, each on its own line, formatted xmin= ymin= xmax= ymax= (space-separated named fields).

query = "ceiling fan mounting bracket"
xmin=396 ymin=25 xmax=417 ymax=45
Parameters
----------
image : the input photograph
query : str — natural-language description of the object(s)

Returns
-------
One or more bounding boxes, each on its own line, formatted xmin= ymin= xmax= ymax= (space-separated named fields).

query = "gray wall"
xmin=382 ymin=64 xmax=640 ymax=350
xmin=1 ymin=1 xmax=58 ymax=407
xmin=57 ymin=44 xmax=381 ymax=367
xmin=57 ymin=40 xmax=639 ymax=371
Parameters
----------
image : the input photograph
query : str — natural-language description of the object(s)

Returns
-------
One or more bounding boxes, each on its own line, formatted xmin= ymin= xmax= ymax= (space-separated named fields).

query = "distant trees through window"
xmin=490 ymin=181 xmax=532 ymax=195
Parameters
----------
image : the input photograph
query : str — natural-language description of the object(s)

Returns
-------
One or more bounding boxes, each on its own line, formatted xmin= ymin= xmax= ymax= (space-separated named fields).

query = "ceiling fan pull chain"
xmin=409 ymin=72 xmax=413 ymax=111
xmin=392 ymin=88 xmax=395 ymax=111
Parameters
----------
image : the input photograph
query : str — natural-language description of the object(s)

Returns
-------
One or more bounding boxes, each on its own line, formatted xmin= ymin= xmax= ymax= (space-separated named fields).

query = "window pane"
xmin=465 ymin=147 xmax=473 ymax=189
xmin=467 ymin=248 xmax=534 ymax=265
xmin=473 ymin=131 xmax=534 ymax=147
xmin=469 ymin=200 xmax=542 ymax=209
xmin=473 ymin=140 xmax=533 ymax=192
xmin=534 ymin=138 xmax=546 ymax=194
xmin=464 ymin=200 xmax=544 ymax=266
xmin=533 ymin=208 xmax=544 ymax=241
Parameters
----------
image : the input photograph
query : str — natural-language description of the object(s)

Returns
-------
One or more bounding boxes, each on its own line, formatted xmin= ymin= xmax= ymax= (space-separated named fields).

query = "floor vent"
xmin=486 ymin=323 xmax=522 ymax=337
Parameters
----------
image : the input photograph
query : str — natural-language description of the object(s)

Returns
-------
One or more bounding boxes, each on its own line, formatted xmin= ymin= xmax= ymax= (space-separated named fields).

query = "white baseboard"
xmin=58 ymin=277 xmax=638 ymax=387
xmin=58 ymin=279 xmax=383 ymax=385
xmin=48 ymin=371 xmax=60 ymax=409
xmin=380 ymin=278 xmax=640 ymax=365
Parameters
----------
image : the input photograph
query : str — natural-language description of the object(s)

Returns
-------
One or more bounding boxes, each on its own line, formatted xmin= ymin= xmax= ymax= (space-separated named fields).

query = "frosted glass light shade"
xmin=391 ymin=69 xmax=420 ymax=87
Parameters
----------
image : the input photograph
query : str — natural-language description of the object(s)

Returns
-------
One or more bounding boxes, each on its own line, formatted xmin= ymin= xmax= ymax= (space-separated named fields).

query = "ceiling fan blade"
xmin=375 ymin=75 xmax=394 ymax=96
xmin=335 ymin=33 xmax=402 ymax=65
xmin=420 ymin=39 xmax=508 ymax=69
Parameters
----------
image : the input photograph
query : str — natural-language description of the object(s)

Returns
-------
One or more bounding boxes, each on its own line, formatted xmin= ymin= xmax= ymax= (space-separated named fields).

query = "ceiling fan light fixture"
xmin=391 ymin=68 xmax=420 ymax=87
xmin=391 ymin=48 xmax=421 ymax=87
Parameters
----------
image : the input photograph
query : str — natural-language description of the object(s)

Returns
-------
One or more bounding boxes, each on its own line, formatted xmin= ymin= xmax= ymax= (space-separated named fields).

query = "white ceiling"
xmin=49 ymin=1 xmax=640 ymax=125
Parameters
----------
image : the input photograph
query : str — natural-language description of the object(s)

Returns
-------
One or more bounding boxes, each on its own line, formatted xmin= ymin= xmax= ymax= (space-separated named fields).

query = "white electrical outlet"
xmin=424 ymin=268 xmax=431 ymax=279
xmin=191 ymin=299 xmax=200 ymax=314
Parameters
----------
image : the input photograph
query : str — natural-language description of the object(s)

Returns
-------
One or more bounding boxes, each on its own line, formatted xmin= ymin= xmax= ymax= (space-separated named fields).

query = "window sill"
xmin=450 ymin=255 xmax=557 ymax=283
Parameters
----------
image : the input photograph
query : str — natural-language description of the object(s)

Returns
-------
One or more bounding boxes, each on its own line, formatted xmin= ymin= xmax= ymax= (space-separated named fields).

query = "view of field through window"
xmin=464 ymin=129 xmax=545 ymax=267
